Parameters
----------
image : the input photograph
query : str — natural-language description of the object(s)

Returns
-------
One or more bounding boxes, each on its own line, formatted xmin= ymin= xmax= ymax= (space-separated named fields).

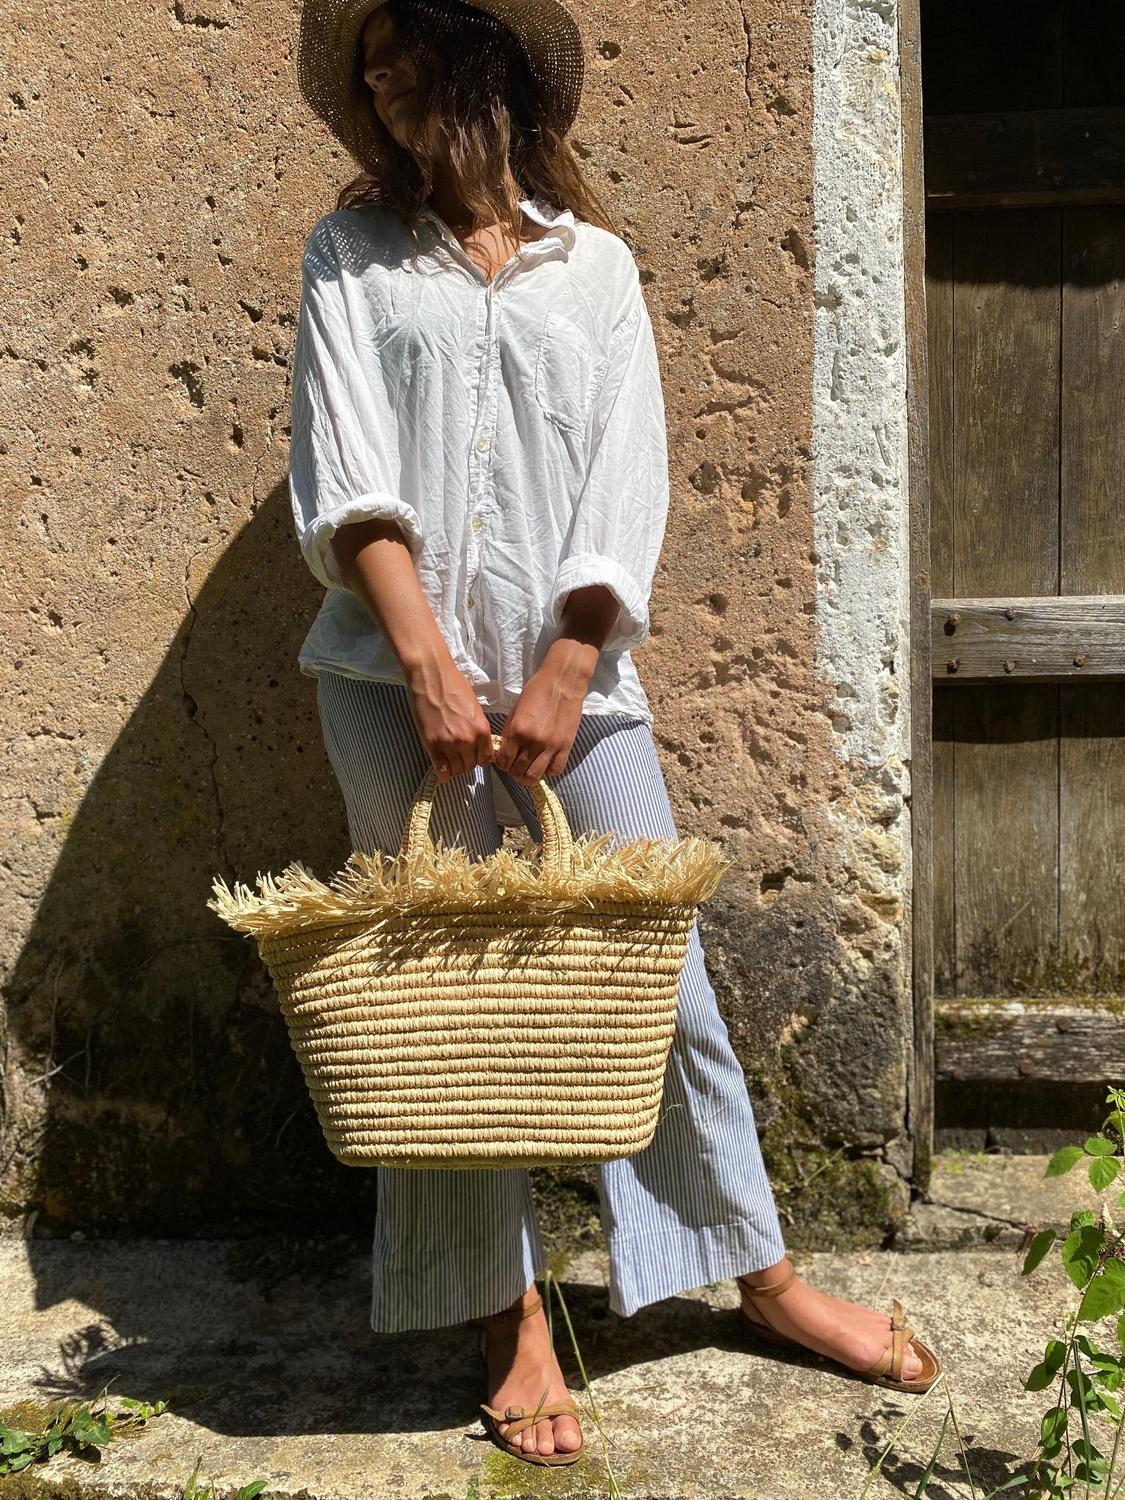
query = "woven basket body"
xmin=209 ymin=735 xmax=732 ymax=1170
xmin=259 ymin=902 xmax=694 ymax=1168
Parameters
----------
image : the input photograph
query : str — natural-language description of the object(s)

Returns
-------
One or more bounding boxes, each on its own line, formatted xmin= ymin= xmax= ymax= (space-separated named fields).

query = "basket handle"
xmin=400 ymin=733 xmax=576 ymax=875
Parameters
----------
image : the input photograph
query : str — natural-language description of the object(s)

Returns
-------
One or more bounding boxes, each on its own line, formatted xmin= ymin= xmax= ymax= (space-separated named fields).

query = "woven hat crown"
xmin=297 ymin=0 xmax=585 ymax=164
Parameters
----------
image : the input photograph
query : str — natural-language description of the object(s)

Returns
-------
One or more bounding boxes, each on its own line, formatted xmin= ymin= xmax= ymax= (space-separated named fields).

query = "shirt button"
xmin=474 ymin=436 xmax=489 ymax=452
xmin=471 ymin=514 xmax=482 ymax=532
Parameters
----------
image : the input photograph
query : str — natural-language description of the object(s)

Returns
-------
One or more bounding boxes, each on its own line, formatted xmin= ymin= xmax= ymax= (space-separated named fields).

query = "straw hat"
xmin=297 ymin=0 xmax=586 ymax=164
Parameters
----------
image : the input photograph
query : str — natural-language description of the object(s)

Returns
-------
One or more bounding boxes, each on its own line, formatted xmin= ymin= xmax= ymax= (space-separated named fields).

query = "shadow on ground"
xmin=0 ymin=1242 xmax=1058 ymax=1498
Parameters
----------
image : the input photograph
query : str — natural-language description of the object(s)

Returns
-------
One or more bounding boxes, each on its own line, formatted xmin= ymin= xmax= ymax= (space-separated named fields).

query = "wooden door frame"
xmin=899 ymin=0 xmax=935 ymax=1187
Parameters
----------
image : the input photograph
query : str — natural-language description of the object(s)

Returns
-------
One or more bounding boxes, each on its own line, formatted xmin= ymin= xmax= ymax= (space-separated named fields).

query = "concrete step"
xmin=894 ymin=1149 xmax=1122 ymax=1252
xmin=0 ymin=1232 xmax=1107 ymax=1499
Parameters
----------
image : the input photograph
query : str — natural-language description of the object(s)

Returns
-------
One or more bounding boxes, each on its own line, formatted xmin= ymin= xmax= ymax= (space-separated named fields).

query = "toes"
xmin=554 ymin=1415 xmax=583 ymax=1452
xmin=535 ymin=1417 xmax=554 ymax=1455
xmin=497 ymin=1419 xmax=525 ymax=1452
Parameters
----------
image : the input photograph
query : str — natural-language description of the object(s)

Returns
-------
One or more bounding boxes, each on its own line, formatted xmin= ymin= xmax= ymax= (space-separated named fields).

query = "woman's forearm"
xmin=330 ymin=519 xmax=454 ymax=686
xmin=542 ymin=584 xmax=621 ymax=688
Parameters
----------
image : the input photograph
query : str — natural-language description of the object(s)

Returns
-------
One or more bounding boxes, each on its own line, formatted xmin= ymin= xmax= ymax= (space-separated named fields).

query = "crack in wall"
xmin=738 ymin=0 xmax=753 ymax=112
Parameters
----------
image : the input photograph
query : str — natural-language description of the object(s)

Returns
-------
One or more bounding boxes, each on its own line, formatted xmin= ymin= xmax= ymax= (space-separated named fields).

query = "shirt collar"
xmin=418 ymin=194 xmax=577 ymax=266
xmin=518 ymin=195 xmax=577 ymax=253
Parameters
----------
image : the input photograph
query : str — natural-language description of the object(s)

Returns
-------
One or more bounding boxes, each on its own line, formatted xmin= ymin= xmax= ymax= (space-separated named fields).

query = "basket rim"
xmin=208 ymin=828 xmax=734 ymax=940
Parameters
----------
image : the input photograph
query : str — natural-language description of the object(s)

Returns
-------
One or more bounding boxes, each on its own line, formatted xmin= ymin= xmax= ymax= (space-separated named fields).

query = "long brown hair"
xmin=335 ymin=0 xmax=619 ymax=251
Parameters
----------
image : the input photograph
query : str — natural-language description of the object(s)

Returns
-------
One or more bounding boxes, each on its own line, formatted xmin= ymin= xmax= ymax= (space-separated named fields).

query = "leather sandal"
xmin=736 ymin=1265 xmax=942 ymax=1393
xmin=471 ymin=1290 xmax=584 ymax=1467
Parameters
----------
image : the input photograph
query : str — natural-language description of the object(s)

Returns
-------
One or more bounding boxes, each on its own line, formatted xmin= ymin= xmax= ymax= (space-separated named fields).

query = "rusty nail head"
xmin=947 ymin=658 xmax=960 ymax=672
xmin=947 ymin=612 xmax=960 ymax=629
xmin=1003 ymin=659 xmax=1016 ymax=673
xmin=1005 ymin=606 xmax=1015 ymax=620
xmin=1056 ymin=1016 xmax=1074 ymax=1032
xmin=1018 ymin=1058 xmax=1035 ymax=1076
xmin=1074 ymin=653 xmax=1088 ymax=667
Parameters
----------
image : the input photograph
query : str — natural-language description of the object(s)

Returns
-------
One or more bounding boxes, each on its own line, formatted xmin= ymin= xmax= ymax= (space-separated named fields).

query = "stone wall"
xmin=1 ymin=0 xmax=914 ymax=1249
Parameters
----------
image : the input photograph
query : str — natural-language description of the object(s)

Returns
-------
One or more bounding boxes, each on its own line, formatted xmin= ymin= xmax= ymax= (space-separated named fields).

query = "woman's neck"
xmin=426 ymin=163 xmax=527 ymax=234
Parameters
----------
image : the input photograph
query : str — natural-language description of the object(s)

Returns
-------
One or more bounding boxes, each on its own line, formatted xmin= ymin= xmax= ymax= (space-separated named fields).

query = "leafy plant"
xmin=180 ymin=1453 xmax=269 ymax=1500
xmin=0 ymin=1388 xmax=167 ymax=1474
xmin=857 ymin=1087 xmax=1125 ymax=1499
xmin=1014 ymin=1085 xmax=1125 ymax=1499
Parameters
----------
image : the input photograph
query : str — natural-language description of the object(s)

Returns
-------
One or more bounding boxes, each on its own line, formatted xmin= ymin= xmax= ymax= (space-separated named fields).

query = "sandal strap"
xmin=471 ymin=1290 xmax=543 ymax=1328
xmin=737 ymin=1265 xmax=797 ymax=1298
xmin=481 ymin=1397 xmax=580 ymax=1437
xmin=513 ymin=1292 xmax=543 ymax=1320
xmin=865 ymin=1299 xmax=915 ymax=1381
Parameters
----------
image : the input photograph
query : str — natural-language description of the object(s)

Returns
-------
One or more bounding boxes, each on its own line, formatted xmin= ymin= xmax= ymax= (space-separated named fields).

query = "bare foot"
xmin=737 ymin=1257 xmax=926 ymax=1381
xmin=478 ymin=1285 xmax=583 ymax=1458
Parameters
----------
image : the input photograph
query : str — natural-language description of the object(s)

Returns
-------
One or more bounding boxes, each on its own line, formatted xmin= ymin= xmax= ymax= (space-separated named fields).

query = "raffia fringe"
xmin=208 ymin=831 xmax=734 ymax=940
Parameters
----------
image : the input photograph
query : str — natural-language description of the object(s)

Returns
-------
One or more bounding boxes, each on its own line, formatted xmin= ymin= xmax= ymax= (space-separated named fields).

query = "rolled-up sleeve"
xmin=546 ymin=278 xmax=670 ymax=653
xmin=288 ymin=220 xmax=424 ymax=590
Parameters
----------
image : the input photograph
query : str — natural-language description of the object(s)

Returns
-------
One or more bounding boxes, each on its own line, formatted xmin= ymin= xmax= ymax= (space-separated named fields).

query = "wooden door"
xmin=921 ymin=1 xmax=1125 ymax=1147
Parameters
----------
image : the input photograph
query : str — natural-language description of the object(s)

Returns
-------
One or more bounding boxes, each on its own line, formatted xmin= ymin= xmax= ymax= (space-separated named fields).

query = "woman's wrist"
xmin=540 ymin=635 xmax=599 ymax=697
xmin=400 ymin=633 xmax=461 ymax=693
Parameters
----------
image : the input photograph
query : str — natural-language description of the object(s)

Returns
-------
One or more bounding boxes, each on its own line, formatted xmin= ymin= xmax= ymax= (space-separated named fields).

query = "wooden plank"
xmin=932 ymin=687 xmax=956 ymax=997
xmin=901 ymin=0 xmax=934 ymax=1183
xmin=1060 ymin=207 xmax=1125 ymax=988
xmin=926 ymin=109 xmax=1125 ymax=210
xmin=950 ymin=0 xmax=1064 ymax=112
xmin=1061 ymin=210 xmax=1125 ymax=592
xmin=935 ymin=998 xmax=1125 ymax=1082
xmin=954 ymin=685 xmax=1058 ymax=998
xmin=952 ymin=211 xmax=1059 ymax=596
xmin=951 ymin=212 xmax=1060 ymax=998
xmin=1063 ymin=6 xmax=1125 ymax=109
xmin=931 ymin=595 xmax=1125 ymax=680
xmin=1060 ymin=686 xmax=1125 ymax=986
xmin=926 ymin=215 xmax=955 ymax=1008
xmin=926 ymin=216 xmax=954 ymax=597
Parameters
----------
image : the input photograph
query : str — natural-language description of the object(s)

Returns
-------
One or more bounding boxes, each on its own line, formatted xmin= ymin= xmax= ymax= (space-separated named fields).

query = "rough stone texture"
xmin=0 ymin=1237 xmax=1100 ymax=1499
xmin=895 ymin=1151 xmax=1121 ymax=1252
xmin=2 ymin=0 xmax=916 ymax=1244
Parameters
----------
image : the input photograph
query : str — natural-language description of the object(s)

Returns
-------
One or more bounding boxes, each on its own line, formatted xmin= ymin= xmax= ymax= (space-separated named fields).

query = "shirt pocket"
xmin=533 ymin=310 xmax=607 ymax=435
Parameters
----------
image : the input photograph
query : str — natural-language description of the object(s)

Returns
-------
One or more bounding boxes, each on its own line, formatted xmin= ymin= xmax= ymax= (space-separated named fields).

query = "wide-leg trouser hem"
xmin=605 ymin=1215 xmax=789 ymax=1321
xmin=369 ymin=1195 xmax=547 ymax=1335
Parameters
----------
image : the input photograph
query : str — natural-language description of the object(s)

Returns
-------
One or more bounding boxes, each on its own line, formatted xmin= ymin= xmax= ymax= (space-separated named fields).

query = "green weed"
xmin=0 ymin=1386 xmax=167 ymax=1475
xmin=180 ymin=1452 xmax=270 ymax=1500
xmin=541 ymin=1266 xmax=619 ymax=1498
xmin=862 ymin=1084 xmax=1125 ymax=1499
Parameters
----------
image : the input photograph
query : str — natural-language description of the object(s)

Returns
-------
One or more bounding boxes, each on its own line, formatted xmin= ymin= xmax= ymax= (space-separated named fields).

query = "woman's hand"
xmin=494 ymin=639 xmax=598 ymax=783
xmin=406 ymin=659 xmax=496 ymax=782
xmin=495 ymin=586 xmax=622 ymax=782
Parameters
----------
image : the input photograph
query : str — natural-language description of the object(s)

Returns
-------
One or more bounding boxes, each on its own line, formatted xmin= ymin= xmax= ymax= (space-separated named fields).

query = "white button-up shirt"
xmin=287 ymin=193 xmax=670 ymax=727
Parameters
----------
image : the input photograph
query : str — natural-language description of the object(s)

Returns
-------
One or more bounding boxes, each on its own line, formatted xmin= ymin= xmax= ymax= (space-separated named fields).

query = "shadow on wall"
xmin=3 ymin=483 xmax=375 ymax=1241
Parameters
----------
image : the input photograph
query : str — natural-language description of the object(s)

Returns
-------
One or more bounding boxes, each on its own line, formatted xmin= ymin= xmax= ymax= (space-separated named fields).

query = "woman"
xmin=288 ymin=0 xmax=941 ymax=1469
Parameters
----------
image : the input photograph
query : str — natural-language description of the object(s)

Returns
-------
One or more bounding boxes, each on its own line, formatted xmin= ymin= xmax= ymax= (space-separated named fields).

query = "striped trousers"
xmin=315 ymin=671 xmax=788 ymax=1332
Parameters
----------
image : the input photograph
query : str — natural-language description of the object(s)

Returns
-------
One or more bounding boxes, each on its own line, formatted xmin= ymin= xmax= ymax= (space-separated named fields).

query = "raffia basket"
xmin=208 ymin=733 xmax=733 ymax=1170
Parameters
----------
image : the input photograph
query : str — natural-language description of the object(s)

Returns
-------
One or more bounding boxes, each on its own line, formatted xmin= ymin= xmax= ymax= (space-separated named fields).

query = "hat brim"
xmin=298 ymin=0 xmax=585 ymax=163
